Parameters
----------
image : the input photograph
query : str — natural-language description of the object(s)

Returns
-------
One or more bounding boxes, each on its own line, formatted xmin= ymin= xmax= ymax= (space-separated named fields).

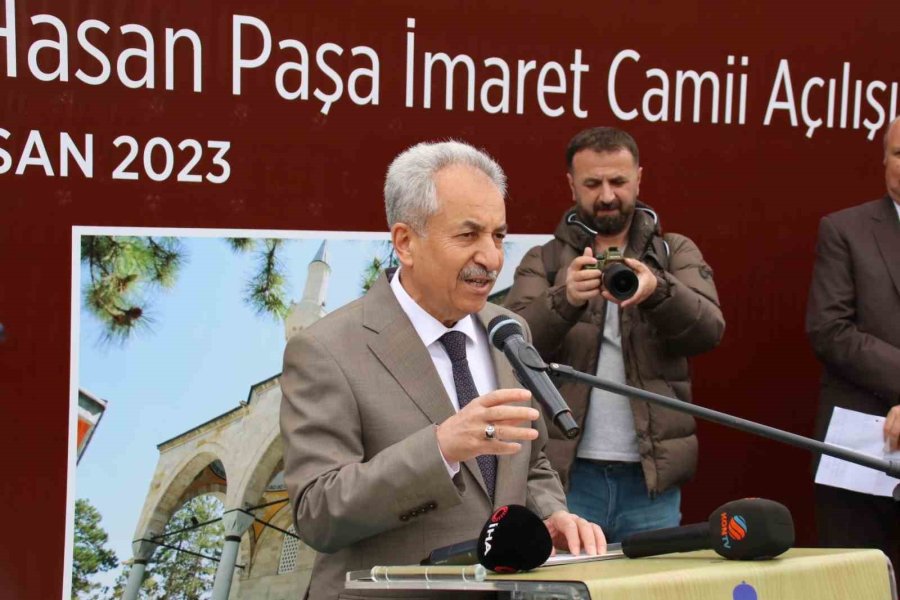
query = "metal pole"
xmin=549 ymin=362 xmax=900 ymax=479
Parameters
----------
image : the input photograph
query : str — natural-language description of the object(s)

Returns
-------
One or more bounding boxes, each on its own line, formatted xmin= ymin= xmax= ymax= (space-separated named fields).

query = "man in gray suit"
xmin=281 ymin=141 xmax=605 ymax=599
xmin=806 ymin=116 xmax=900 ymax=580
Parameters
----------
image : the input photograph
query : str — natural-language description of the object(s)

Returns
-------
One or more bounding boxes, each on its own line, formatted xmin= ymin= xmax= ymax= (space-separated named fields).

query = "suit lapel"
xmin=363 ymin=274 xmax=492 ymax=497
xmin=872 ymin=197 xmax=900 ymax=301
xmin=364 ymin=274 xmax=455 ymax=426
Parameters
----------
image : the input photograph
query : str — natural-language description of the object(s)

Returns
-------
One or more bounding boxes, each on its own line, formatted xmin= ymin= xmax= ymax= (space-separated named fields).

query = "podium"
xmin=346 ymin=548 xmax=896 ymax=599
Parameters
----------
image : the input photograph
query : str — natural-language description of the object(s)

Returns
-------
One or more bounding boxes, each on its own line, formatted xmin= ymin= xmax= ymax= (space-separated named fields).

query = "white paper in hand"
xmin=814 ymin=406 xmax=900 ymax=497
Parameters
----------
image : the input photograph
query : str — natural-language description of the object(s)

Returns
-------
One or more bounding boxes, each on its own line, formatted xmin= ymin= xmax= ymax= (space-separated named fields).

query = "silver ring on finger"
xmin=484 ymin=423 xmax=496 ymax=441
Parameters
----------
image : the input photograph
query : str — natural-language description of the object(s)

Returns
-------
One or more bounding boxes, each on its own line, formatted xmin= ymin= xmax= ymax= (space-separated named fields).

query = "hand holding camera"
xmin=565 ymin=247 xmax=658 ymax=308
xmin=582 ymin=247 xmax=639 ymax=301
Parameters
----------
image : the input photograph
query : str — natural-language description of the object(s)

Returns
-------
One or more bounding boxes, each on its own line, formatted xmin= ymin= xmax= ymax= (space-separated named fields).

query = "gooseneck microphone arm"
xmin=547 ymin=362 xmax=900 ymax=481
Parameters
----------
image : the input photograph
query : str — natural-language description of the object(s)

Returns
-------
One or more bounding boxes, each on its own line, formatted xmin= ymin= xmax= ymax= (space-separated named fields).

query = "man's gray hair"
xmin=884 ymin=116 xmax=900 ymax=156
xmin=384 ymin=140 xmax=507 ymax=233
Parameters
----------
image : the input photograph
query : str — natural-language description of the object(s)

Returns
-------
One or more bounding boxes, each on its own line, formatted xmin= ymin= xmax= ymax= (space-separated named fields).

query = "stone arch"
xmin=134 ymin=445 xmax=231 ymax=539
xmin=229 ymin=427 xmax=286 ymax=580
xmin=237 ymin=426 xmax=284 ymax=509
xmin=249 ymin=503 xmax=293 ymax=573
xmin=233 ymin=501 xmax=315 ymax=599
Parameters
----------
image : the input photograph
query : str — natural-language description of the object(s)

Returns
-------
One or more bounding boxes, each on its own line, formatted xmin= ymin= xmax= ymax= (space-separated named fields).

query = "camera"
xmin=583 ymin=247 xmax=639 ymax=301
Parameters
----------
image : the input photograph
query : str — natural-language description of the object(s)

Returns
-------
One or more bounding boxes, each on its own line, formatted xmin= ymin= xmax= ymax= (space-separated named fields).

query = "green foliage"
xmin=246 ymin=239 xmax=290 ymax=319
xmin=152 ymin=495 xmax=224 ymax=600
xmin=361 ymin=242 xmax=398 ymax=293
xmin=226 ymin=238 xmax=291 ymax=320
xmin=107 ymin=495 xmax=224 ymax=600
xmin=81 ymin=235 xmax=296 ymax=343
xmin=81 ymin=236 xmax=185 ymax=343
xmin=224 ymin=237 xmax=255 ymax=252
xmin=107 ymin=565 xmax=159 ymax=600
xmin=72 ymin=498 xmax=118 ymax=599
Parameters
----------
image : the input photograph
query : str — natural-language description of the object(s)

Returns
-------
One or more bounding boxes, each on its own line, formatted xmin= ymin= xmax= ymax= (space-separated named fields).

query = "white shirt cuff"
xmin=442 ymin=452 xmax=460 ymax=478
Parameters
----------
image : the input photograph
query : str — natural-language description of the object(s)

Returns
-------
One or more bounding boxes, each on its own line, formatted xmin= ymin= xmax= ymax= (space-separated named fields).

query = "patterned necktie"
xmin=438 ymin=330 xmax=497 ymax=499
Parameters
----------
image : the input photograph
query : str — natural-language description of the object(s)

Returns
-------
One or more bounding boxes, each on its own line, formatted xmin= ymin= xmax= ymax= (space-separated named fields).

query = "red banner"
xmin=2 ymin=1 xmax=897 ymax=597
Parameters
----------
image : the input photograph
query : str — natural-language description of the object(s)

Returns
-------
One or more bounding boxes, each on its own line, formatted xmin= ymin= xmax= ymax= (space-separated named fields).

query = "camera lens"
xmin=603 ymin=263 xmax=639 ymax=301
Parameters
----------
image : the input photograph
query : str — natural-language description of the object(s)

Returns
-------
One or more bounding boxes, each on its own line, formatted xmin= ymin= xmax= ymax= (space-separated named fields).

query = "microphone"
xmin=622 ymin=498 xmax=795 ymax=560
xmin=487 ymin=316 xmax=579 ymax=439
xmin=421 ymin=504 xmax=552 ymax=573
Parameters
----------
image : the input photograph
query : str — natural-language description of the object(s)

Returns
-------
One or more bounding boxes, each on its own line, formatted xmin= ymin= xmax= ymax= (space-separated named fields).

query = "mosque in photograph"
xmin=122 ymin=242 xmax=331 ymax=600
xmin=119 ymin=239 xmax=515 ymax=600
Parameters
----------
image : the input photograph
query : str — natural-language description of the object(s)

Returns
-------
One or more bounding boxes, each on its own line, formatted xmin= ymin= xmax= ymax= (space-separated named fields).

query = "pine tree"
xmin=81 ymin=236 xmax=184 ymax=343
xmin=149 ymin=495 xmax=224 ymax=600
xmin=72 ymin=499 xmax=118 ymax=599
xmin=107 ymin=567 xmax=159 ymax=600
xmin=361 ymin=242 xmax=398 ymax=293
xmin=226 ymin=238 xmax=291 ymax=319
xmin=82 ymin=236 xmax=295 ymax=343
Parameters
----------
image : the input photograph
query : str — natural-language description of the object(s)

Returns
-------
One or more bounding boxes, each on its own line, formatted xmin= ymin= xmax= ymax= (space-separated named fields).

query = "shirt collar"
xmin=389 ymin=267 xmax=479 ymax=347
xmin=893 ymin=199 xmax=900 ymax=222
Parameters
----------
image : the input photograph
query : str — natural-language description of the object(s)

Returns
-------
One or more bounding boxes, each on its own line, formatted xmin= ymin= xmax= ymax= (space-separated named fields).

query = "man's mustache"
xmin=595 ymin=200 xmax=622 ymax=212
xmin=459 ymin=266 xmax=498 ymax=281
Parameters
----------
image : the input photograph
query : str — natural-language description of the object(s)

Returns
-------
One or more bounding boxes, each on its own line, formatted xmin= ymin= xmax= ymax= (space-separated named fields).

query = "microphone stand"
xmin=545 ymin=362 xmax=900 ymax=490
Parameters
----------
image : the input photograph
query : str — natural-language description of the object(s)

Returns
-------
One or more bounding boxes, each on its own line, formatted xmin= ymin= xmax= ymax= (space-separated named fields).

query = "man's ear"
xmin=566 ymin=172 xmax=576 ymax=202
xmin=391 ymin=223 xmax=416 ymax=268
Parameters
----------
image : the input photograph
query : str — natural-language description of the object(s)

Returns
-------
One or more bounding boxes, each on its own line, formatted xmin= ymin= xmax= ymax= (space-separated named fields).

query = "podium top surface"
xmin=349 ymin=548 xmax=895 ymax=600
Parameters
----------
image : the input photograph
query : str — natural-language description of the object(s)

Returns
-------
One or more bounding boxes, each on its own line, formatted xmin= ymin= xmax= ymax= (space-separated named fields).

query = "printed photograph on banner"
xmin=69 ymin=227 xmax=550 ymax=600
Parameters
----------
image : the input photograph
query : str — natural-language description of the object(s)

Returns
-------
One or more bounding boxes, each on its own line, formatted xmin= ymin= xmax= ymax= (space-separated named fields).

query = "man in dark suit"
xmin=806 ymin=116 xmax=900 ymax=578
xmin=280 ymin=140 xmax=605 ymax=600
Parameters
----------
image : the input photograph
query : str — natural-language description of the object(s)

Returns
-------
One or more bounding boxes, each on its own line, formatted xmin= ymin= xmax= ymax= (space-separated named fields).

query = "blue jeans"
xmin=566 ymin=458 xmax=682 ymax=543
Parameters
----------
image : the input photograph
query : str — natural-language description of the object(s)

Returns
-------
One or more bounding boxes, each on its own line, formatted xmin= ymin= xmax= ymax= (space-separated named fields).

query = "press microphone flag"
xmin=421 ymin=504 xmax=552 ymax=573
xmin=622 ymin=498 xmax=795 ymax=560
xmin=488 ymin=316 xmax=579 ymax=439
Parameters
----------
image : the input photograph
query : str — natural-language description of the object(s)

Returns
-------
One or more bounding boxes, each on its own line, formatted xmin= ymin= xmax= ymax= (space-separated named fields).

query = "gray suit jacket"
xmin=280 ymin=273 xmax=567 ymax=600
xmin=806 ymin=196 xmax=900 ymax=439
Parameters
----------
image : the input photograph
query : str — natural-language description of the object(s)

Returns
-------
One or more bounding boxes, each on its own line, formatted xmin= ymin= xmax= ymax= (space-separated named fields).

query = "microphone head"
xmin=487 ymin=316 xmax=523 ymax=351
xmin=708 ymin=498 xmax=794 ymax=560
xmin=477 ymin=505 xmax=552 ymax=573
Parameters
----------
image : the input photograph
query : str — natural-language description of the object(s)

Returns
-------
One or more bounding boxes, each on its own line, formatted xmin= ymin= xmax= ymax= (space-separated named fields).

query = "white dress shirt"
xmin=390 ymin=268 xmax=499 ymax=475
xmin=893 ymin=199 xmax=899 ymax=222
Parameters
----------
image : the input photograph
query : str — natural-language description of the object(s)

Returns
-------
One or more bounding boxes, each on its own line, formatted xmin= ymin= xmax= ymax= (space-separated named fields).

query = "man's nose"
xmin=598 ymin=182 xmax=616 ymax=202
xmin=474 ymin=238 xmax=503 ymax=272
